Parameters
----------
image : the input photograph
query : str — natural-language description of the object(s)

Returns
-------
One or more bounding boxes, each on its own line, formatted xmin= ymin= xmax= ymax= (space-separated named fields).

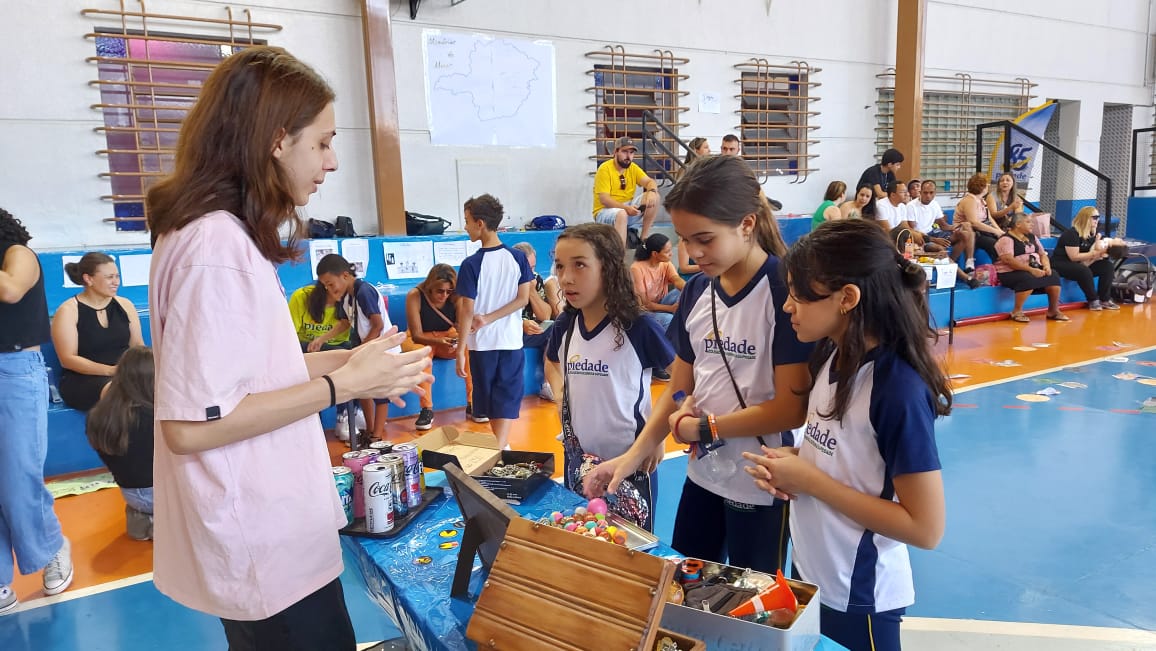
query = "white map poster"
xmin=423 ymin=29 xmax=556 ymax=147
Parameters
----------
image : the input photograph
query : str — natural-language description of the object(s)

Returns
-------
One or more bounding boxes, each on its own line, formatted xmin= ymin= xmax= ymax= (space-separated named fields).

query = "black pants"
xmin=221 ymin=577 xmax=356 ymax=651
xmin=670 ymin=478 xmax=790 ymax=574
xmin=1053 ymin=258 xmax=1114 ymax=302
xmin=974 ymin=231 xmax=1000 ymax=265
xmin=820 ymin=604 xmax=905 ymax=651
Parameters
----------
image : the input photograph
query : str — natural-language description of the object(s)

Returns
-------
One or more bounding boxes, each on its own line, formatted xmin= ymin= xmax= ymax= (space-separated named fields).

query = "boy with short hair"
xmin=455 ymin=195 xmax=533 ymax=449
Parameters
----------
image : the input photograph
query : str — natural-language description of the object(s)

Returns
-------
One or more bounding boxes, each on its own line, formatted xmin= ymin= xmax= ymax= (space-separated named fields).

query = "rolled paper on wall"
xmin=726 ymin=569 xmax=798 ymax=618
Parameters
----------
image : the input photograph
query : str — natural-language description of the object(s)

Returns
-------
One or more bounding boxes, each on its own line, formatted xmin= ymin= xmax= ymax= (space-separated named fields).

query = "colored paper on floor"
xmin=1139 ymin=379 xmax=1156 ymax=386
xmin=1016 ymin=394 xmax=1050 ymax=402
xmin=47 ymin=472 xmax=117 ymax=499
xmin=1012 ymin=346 xmax=1038 ymax=352
xmin=1032 ymin=343 xmax=1052 ymax=348
xmin=1138 ymin=361 xmax=1156 ymax=367
xmin=991 ymin=359 xmax=1021 ymax=367
xmin=1114 ymin=373 xmax=1140 ymax=380
xmin=1031 ymin=377 xmax=1065 ymax=384
xmin=1036 ymin=387 xmax=1061 ymax=396
xmin=1058 ymin=382 xmax=1087 ymax=389
xmin=1106 ymin=357 xmax=1130 ymax=363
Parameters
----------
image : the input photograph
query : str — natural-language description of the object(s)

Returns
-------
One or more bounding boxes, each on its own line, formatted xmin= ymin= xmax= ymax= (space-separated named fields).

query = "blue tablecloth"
xmin=346 ymin=473 xmax=846 ymax=651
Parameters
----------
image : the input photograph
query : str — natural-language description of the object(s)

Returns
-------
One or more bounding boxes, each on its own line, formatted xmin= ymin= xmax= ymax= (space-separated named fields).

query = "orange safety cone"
xmin=726 ymin=569 xmax=798 ymax=618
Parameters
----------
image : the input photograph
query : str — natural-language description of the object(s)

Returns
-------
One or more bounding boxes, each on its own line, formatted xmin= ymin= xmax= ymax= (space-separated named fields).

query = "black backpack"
xmin=405 ymin=211 xmax=451 ymax=236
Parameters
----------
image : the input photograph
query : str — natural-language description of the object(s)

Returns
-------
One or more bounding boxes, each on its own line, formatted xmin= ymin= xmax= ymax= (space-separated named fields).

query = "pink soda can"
xmin=341 ymin=449 xmax=379 ymax=518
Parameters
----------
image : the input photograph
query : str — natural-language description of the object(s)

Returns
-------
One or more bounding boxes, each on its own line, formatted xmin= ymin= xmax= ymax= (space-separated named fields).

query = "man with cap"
xmin=592 ymin=136 xmax=660 ymax=246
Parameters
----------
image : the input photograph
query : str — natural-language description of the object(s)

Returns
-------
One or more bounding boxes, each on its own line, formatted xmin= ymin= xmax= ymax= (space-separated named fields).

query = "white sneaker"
xmin=538 ymin=381 xmax=555 ymax=402
xmin=42 ymin=537 xmax=74 ymax=596
xmin=334 ymin=412 xmax=350 ymax=442
xmin=0 ymin=584 xmax=17 ymax=615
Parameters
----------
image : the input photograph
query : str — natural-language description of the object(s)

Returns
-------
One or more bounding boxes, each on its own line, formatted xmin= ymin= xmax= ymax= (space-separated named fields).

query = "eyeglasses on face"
xmin=619 ymin=174 xmax=627 ymax=190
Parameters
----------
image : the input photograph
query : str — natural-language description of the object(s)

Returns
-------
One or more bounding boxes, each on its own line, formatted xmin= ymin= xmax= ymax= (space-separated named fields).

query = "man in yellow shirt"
xmin=592 ymin=137 xmax=660 ymax=246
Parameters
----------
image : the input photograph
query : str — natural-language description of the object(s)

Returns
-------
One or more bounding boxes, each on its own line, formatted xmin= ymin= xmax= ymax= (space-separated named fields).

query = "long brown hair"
xmin=417 ymin=263 xmax=457 ymax=300
xmin=86 ymin=346 xmax=154 ymax=456
xmin=554 ymin=223 xmax=643 ymax=350
xmin=146 ymin=46 xmax=335 ymax=263
xmin=664 ymin=155 xmax=787 ymax=257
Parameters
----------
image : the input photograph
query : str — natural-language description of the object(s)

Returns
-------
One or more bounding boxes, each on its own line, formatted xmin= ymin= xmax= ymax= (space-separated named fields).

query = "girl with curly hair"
xmin=584 ymin=155 xmax=814 ymax=573
xmin=545 ymin=223 xmax=674 ymax=530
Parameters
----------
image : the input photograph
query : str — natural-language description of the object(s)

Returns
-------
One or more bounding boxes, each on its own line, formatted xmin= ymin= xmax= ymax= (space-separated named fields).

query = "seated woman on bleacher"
xmin=995 ymin=212 xmax=1068 ymax=323
xmin=85 ymin=346 xmax=154 ymax=541
xmin=955 ymin=173 xmax=1005 ymax=271
xmin=403 ymin=264 xmax=472 ymax=431
xmin=630 ymin=233 xmax=685 ymax=331
xmin=1051 ymin=206 xmax=1125 ymax=311
xmin=839 ymin=184 xmax=874 ymax=220
xmin=51 ymin=253 xmax=144 ymax=411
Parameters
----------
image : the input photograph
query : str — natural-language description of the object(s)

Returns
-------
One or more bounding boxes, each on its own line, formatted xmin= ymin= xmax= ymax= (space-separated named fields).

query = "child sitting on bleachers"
xmin=85 ymin=346 xmax=154 ymax=541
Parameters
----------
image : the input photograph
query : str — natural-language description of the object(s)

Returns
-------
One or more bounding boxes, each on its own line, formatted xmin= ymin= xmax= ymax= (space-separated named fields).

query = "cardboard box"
xmin=415 ymin=428 xmax=553 ymax=503
xmin=415 ymin=427 xmax=501 ymax=476
xmin=659 ymin=559 xmax=821 ymax=651
xmin=471 ymin=450 xmax=555 ymax=504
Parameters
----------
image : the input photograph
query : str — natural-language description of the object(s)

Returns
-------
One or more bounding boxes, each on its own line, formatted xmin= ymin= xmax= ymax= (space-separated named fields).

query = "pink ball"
xmin=564 ymin=522 xmax=578 ymax=532
xmin=587 ymin=498 xmax=609 ymax=515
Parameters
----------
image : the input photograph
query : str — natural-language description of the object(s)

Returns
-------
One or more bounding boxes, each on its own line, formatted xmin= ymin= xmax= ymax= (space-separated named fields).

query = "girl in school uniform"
xmin=317 ymin=253 xmax=401 ymax=443
xmin=743 ymin=218 xmax=949 ymax=651
xmin=546 ymin=223 xmax=674 ymax=531
xmin=146 ymin=46 xmax=430 ymax=649
xmin=584 ymin=155 xmax=813 ymax=573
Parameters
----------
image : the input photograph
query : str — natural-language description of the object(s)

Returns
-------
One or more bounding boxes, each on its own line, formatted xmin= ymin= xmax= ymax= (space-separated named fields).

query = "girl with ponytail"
xmin=744 ymin=219 xmax=949 ymax=651
xmin=585 ymin=154 xmax=813 ymax=574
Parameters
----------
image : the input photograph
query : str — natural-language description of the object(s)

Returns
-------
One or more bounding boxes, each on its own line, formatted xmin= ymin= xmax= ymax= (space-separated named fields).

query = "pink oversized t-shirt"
xmin=149 ymin=211 xmax=346 ymax=620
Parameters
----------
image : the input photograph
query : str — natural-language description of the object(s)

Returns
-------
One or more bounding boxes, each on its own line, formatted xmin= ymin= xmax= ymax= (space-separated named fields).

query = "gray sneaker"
xmin=0 ymin=584 xmax=17 ymax=615
xmin=1089 ymin=300 xmax=1103 ymax=311
xmin=42 ymin=537 xmax=74 ymax=596
xmin=126 ymin=505 xmax=153 ymax=541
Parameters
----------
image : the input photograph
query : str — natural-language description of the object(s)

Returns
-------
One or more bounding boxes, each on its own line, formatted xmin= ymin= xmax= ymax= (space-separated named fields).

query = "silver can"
xmin=369 ymin=440 xmax=393 ymax=455
xmin=363 ymin=463 xmax=395 ymax=534
xmin=378 ymin=453 xmax=408 ymax=519
xmin=394 ymin=443 xmax=424 ymax=509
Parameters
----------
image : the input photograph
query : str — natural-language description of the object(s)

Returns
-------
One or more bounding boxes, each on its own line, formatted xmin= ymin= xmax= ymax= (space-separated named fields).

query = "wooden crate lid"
xmin=467 ymin=517 xmax=676 ymax=651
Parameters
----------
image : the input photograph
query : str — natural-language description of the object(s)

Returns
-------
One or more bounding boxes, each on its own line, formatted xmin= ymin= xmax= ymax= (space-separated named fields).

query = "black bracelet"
xmin=321 ymin=374 xmax=336 ymax=409
xmin=698 ymin=415 xmax=713 ymax=446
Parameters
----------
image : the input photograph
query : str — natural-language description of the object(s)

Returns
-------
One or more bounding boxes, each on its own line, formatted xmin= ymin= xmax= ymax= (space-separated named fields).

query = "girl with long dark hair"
xmin=744 ymin=218 xmax=949 ymax=650
xmin=86 ymin=346 xmax=156 ymax=541
xmin=547 ymin=223 xmax=674 ymax=530
xmin=585 ymin=155 xmax=813 ymax=573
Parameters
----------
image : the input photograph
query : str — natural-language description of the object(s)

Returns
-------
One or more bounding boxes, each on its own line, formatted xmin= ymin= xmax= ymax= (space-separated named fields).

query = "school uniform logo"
xmin=703 ymin=329 xmax=757 ymax=360
xmin=567 ymin=354 xmax=610 ymax=377
xmin=804 ymin=420 xmax=838 ymax=456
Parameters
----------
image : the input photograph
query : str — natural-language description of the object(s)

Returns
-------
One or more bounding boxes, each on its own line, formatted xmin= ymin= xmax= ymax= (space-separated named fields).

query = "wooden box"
xmin=467 ymin=517 xmax=704 ymax=651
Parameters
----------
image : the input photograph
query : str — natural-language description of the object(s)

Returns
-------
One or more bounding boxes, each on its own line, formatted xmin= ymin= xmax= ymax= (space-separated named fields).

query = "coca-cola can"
xmin=394 ymin=443 xmax=424 ymax=509
xmin=363 ymin=463 xmax=395 ymax=534
xmin=378 ymin=453 xmax=408 ymax=518
xmin=341 ymin=449 xmax=379 ymax=519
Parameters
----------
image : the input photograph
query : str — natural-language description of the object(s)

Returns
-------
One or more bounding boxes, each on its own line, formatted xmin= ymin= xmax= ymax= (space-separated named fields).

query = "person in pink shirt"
xmin=630 ymin=233 xmax=685 ymax=332
xmin=145 ymin=46 xmax=432 ymax=650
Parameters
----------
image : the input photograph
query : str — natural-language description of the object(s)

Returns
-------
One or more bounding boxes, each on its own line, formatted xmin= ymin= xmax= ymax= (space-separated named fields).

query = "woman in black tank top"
xmin=50 ymin=253 xmax=144 ymax=411
xmin=1 ymin=208 xmax=74 ymax=602
xmin=403 ymin=264 xmax=469 ymax=430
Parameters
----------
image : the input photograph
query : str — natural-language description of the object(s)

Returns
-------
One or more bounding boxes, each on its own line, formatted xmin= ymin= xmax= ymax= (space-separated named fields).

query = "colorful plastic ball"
xmin=574 ymin=506 xmax=588 ymax=516
xmin=587 ymin=498 xmax=609 ymax=515
xmin=564 ymin=522 xmax=578 ymax=532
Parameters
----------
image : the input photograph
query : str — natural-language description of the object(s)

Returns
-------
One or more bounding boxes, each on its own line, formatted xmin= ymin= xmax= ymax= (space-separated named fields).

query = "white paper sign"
xmin=308 ymin=240 xmax=340 ymax=279
xmin=698 ymin=91 xmax=721 ymax=114
xmin=341 ymin=239 xmax=371 ymax=278
xmin=383 ymin=241 xmax=435 ymax=280
xmin=936 ymin=262 xmax=958 ymax=289
xmin=433 ymin=240 xmax=482 ymax=268
xmin=118 ymin=254 xmax=152 ymax=287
